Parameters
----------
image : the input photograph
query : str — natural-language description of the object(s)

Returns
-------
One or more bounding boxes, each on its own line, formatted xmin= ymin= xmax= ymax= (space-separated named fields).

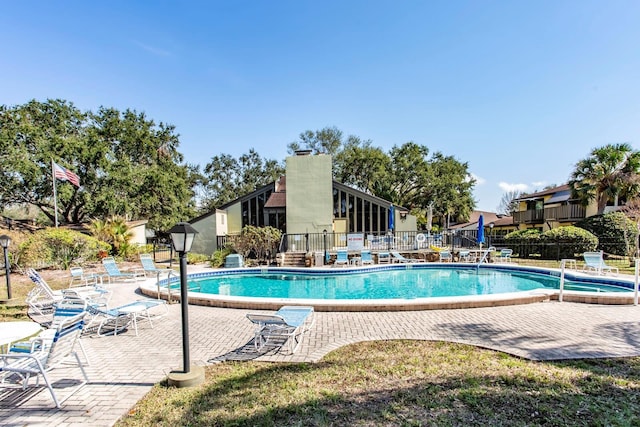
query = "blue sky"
xmin=2 ymin=1 xmax=639 ymax=212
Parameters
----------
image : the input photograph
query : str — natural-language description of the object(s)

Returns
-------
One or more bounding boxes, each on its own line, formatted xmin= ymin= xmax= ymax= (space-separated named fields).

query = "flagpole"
xmin=51 ymin=159 xmax=59 ymax=228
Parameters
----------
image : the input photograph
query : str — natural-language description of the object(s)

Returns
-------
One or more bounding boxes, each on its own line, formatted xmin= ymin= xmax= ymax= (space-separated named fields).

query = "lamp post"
xmin=323 ymin=229 xmax=328 ymax=265
xmin=166 ymin=222 xmax=204 ymax=388
xmin=0 ymin=235 xmax=11 ymax=301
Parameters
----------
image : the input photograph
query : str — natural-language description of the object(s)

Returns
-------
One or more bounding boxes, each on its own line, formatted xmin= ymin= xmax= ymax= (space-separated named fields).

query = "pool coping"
xmin=138 ymin=263 xmax=639 ymax=312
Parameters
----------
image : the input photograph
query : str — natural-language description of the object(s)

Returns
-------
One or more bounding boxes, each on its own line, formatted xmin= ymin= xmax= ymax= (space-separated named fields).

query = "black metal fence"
xmin=216 ymin=231 xmax=638 ymax=266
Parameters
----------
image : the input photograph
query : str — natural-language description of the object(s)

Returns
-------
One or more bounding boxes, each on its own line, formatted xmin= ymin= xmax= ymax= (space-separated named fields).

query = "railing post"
xmin=559 ymin=259 xmax=566 ymax=302
xmin=634 ymin=258 xmax=639 ymax=306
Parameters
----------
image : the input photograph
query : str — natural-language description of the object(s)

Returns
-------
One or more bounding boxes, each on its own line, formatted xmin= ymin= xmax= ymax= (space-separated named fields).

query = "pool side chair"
xmin=496 ymin=249 xmax=513 ymax=263
xmin=14 ymin=296 xmax=91 ymax=366
xmin=377 ymin=251 xmax=391 ymax=264
xmin=391 ymin=251 xmax=424 ymax=263
xmin=360 ymin=249 xmax=375 ymax=266
xmin=335 ymin=249 xmax=349 ymax=267
xmin=85 ymin=299 xmax=168 ymax=337
xmin=582 ymin=251 xmax=618 ymax=275
xmin=246 ymin=306 xmax=315 ymax=354
xmin=0 ymin=313 xmax=88 ymax=408
xmin=26 ymin=268 xmax=108 ymax=318
xmin=458 ymin=250 xmax=472 ymax=263
xmin=69 ymin=267 xmax=98 ymax=287
xmin=439 ymin=250 xmax=452 ymax=262
xmin=139 ymin=253 xmax=176 ymax=278
xmin=101 ymin=257 xmax=145 ymax=283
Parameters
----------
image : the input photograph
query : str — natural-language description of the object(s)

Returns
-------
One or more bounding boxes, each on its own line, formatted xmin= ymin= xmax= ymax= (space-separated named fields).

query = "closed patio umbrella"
xmin=477 ymin=214 xmax=485 ymax=248
xmin=388 ymin=205 xmax=395 ymax=231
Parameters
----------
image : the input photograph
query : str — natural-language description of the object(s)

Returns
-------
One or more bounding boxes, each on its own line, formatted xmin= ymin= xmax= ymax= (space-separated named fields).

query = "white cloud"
xmin=469 ymin=173 xmax=486 ymax=185
xmin=498 ymin=182 xmax=529 ymax=192
xmin=133 ymin=41 xmax=171 ymax=57
xmin=531 ymin=181 xmax=547 ymax=187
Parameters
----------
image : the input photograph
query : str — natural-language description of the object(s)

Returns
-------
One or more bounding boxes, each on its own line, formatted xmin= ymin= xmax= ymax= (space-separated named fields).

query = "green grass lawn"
xmin=117 ymin=341 xmax=640 ymax=427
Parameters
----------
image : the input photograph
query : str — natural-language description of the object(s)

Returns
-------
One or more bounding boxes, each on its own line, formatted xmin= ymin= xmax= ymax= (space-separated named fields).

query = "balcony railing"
xmin=513 ymin=204 xmax=586 ymax=224
xmin=543 ymin=204 xmax=586 ymax=222
xmin=513 ymin=209 xmax=544 ymax=224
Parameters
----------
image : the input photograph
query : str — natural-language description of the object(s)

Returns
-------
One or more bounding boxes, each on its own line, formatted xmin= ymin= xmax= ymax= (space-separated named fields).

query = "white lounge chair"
xmin=391 ymin=251 xmax=425 ymax=263
xmin=439 ymin=250 xmax=452 ymax=262
xmin=139 ymin=253 xmax=176 ymax=281
xmin=334 ymin=249 xmax=349 ymax=267
xmin=497 ymin=249 xmax=513 ymax=263
xmin=377 ymin=251 xmax=391 ymax=264
xmin=246 ymin=306 xmax=315 ymax=354
xmin=26 ymin=268 xmax=108 ymax=317
xmin=0 ymin=313 xmax=88 ymax=408
xmin=85 ymin=299 xmax=167 ymax=336
xmin=582 ymin=251 xmax=618 ymax=275
xmin=101 ymin=257 xmax=145 ymax=283
xmin=360 ymin=249 xmax=375 ymax=266
xmin=458 ymin=250 xmax=472 ymax=263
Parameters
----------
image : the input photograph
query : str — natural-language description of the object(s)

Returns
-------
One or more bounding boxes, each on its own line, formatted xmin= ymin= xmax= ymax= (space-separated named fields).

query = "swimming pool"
xmin=143 ymin=264 xmax=637 ymax=312
xmin=189 ymin=268 xmax=628 ymax=299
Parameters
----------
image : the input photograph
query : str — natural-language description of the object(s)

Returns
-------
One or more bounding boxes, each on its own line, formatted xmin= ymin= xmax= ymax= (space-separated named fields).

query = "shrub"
xmin=576 ymin=212 xmax=638 ymax=256
xmin=187 ymin=252 xmax=209 ymax=264
xmin=231 ymin=226 xmax=281 ymax=263
xmin=539 ymin=226 xmax=598 ymax=259
xmin=210 ymin=248 xmax=233 ymax=268
xmin=18 ymin=228 xmax=110 ymax=269
xmin=504 ymin=229 xmax=542 ymax=258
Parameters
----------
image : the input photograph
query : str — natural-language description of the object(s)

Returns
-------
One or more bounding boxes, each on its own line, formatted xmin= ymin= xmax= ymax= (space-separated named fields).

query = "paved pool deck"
xmin=1 ymin=267 xmax=640 ymax=426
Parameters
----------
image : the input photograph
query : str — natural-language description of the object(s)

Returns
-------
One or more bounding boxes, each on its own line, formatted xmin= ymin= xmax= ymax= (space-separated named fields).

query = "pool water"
xmin=190 ymin=268 xmax=629 ymax=300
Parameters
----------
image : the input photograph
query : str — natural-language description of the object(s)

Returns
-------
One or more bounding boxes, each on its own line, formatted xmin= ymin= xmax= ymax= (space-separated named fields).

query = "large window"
xmin=333 ymin=183 xmax=390 ymax=234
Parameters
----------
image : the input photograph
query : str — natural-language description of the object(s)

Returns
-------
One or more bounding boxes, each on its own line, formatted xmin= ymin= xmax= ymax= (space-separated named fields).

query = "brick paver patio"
xmin=1 ymin=269 xmax=640 ymax=426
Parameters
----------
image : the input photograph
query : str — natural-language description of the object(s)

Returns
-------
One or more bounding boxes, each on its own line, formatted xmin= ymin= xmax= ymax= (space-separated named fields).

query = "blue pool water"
xmin=188 ymin=267 xmax=630 ymax=300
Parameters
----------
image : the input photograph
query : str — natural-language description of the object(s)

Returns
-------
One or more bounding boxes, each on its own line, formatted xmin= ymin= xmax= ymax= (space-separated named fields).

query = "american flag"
xmin=53 ymin=161 xmax=80 ymax=187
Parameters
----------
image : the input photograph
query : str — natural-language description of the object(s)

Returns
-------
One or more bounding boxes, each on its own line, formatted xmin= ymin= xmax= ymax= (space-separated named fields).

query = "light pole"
xmin=0 ymin=235 xmax=11 ymax=301
xmin=166 ymin=222 xmax=204 ymax=388
xmin=323 ymin=229 xmax=328 ymax=265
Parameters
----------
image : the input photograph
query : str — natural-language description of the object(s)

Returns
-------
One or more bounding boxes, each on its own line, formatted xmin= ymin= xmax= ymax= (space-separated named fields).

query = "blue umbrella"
xmin=477 ymin=214 xmax=485 ymax=246
xmin=388 ymin=205 xmax=395 ymax=231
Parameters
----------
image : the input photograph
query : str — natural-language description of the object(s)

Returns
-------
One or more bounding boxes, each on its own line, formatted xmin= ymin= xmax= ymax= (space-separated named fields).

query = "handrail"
xmin=559 ymin=259 xmax=566 ymax=302
xmin=476 ymin=247 xmax=495 ymax=266
xmin=635 ymin=258 xmax=639 ymax=306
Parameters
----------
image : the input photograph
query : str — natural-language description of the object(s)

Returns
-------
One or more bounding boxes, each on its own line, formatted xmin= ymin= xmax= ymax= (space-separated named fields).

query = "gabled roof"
xmin=450 ymin=210 xmax=513 ymax=229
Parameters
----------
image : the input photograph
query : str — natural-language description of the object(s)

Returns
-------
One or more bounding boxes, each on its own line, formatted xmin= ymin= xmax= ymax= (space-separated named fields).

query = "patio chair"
xmin=13 ymin=296 xmax=91 ymax=365
xmin=360 ymin=249 xmax=375 ymax=265
xmin=439 ymin=250 xmax=452 ymax=262
xmin=582 ymin=251 xmax=618 ymax=275
xmin=497 ymin=249 xmax=513 ymax=263
xmin=246 ymin=306 xmax=315 ymax=354
xmin=0 ymin=313 xmax=88 ymax=408
xmin=139 ymin=253 xmax=176 ymax=281
xmin=101 ymin=257 xmax=145 ymax=283
xmin=458 ymin=250 xmax=472 ymax=263
xmin=391 ymin=251 xmax=425 ymax=263
xmin=26 ymin=268 xmax=108 ymax=317
xmin=377 ymin=251 xmax=391 ymax=264
xmin=334 ymin=249 xmax=349 ymax=267
xmin=85 ymin=299 xmax=168 ymax=336
xmin=69 ymin=266 xmax=98 ymax=287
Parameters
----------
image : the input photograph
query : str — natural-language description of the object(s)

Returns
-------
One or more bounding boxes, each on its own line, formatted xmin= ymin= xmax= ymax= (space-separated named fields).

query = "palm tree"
xmin=569 ymin=143 xmax=640 ymax=214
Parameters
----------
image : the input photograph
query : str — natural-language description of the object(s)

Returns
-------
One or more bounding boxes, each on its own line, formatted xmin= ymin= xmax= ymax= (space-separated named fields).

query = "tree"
xmin=287 ymin=126 xmax=343 ymax=155
xmin=0 ymin=100 xmax=198 ymax=230
xmin=569 ymin=143 xmax=640 ymax=214
xmin=497 ymin=191 xmax=522 ymax=215
xmin=333 ymin=136 xmax=390 ymax=193
xmin=200 ymin=149 xmax=284 ymax=210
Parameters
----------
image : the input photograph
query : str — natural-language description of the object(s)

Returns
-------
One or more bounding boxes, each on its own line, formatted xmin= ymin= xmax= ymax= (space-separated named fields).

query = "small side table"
xmin=350 ymin=257 xmax=362 ymax=266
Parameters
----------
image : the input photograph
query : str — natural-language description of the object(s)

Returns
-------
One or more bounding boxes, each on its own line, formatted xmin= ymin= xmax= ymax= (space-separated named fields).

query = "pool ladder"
xmin=157 ymin=270 xmax=201 ymax=303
